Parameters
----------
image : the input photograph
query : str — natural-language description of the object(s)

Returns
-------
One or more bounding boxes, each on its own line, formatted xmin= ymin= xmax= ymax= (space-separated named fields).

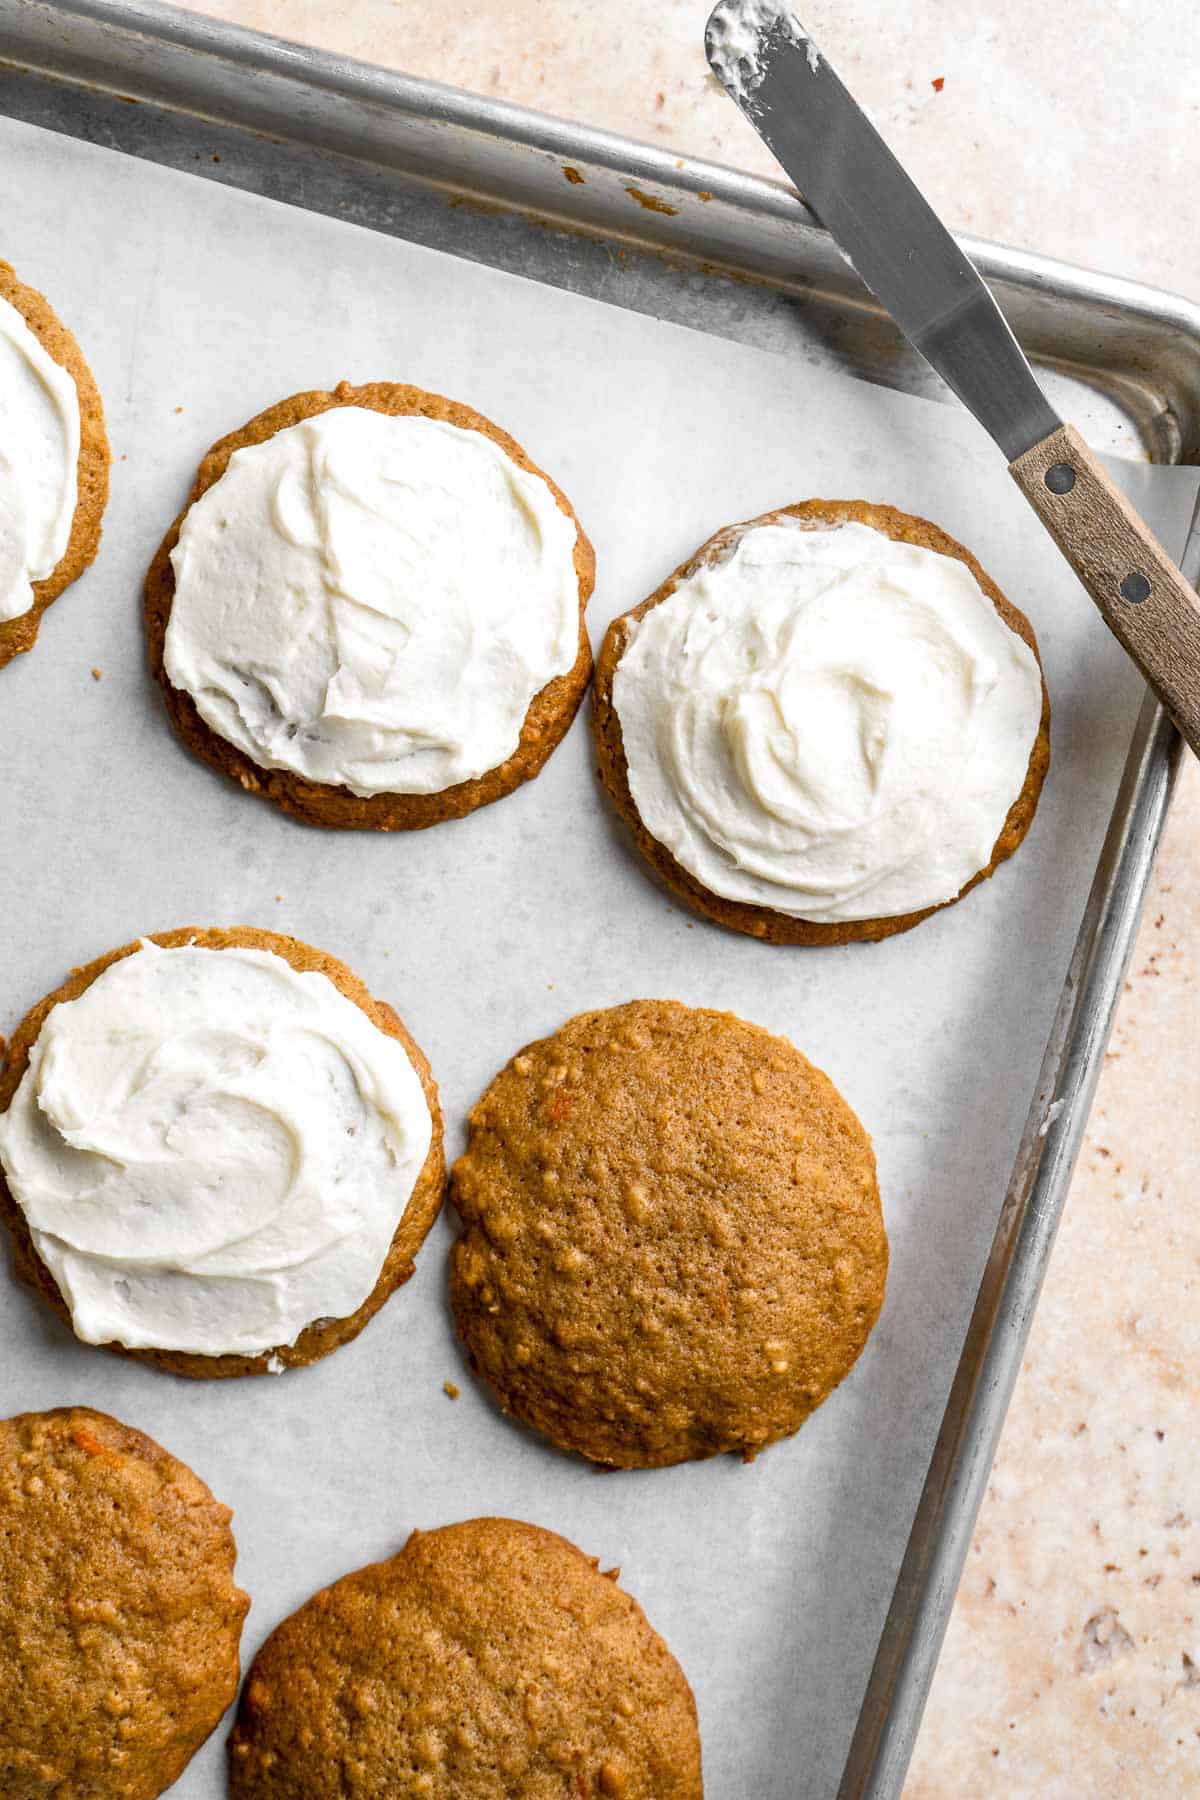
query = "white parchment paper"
xmin=0 ymin=115 xmax=1196 ymax=1799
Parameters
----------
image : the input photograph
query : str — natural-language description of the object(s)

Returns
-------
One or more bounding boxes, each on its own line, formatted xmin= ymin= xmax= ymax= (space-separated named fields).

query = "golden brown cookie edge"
xmin=592 ymin=497 xmax=1051 ymax=945
xmin=448 ymin=997 xmax=888 ymax=1469
xmin=228 ymin=1516 xmax=703 ymax=1798
xmin=0 ymin=1404 xmax=249 ymax=1797
xmin=144 ymin=381 xmax=596 ymax=830
xmin=0 ymin=259 xmax=110 ymax=670
xmin=0 ymin=924 xmax=445 ymax=1379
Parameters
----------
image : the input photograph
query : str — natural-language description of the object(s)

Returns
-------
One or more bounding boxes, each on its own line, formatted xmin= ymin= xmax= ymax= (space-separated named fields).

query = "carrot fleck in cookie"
xmin=145 ymin=382 xmax=595 ymax=828
xmin=228 ymin=1517 xmax=702 ymax=1798
xmin=0 ymin=926 xmax=444 ymax=1378
xmin=0 ymin=1406 xmax=247 ymax=1798
xmin=0 ymin=259 xmax=110 ymax=669
xmin=450 ymin=998 xmax=887 ymax=1467
xmin=593 ymin=499 xmax=1050 ymax=943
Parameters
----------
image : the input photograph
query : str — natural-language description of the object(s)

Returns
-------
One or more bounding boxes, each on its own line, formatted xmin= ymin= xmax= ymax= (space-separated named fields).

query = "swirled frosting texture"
xmin=0 ymin=293 xmax=79 ymax=623
xmin=613 ymin=521 xmax=1043 ymax=923
xmin=164 ymin=405 xmax=581 ymax=796
xmin=0 ymin=942 xmax=433 ymax=1354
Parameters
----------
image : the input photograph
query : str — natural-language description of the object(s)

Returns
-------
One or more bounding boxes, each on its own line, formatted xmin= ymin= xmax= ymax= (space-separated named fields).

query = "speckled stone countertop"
xmin=179 ymin=1 xmax=1200 ymax=1790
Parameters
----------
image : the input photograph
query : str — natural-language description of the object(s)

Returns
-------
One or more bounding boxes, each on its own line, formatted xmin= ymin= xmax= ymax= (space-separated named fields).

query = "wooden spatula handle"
xmin=1011 ymin=424 xmax=1200 ymax=755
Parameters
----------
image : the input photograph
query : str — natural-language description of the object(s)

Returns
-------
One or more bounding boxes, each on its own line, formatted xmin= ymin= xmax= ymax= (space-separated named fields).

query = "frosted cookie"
xmin=0 ymin=1406 xmax=247 ymax=1799
xmin=450 ymin=999 xmax=886 ymax=1468
xmin=0 ymin=259 xmax=110 ymax=668
xmin=0 ymin=926 xmax=444 ymax=1378
xmin=228 ymin=1516 xmax=703 ymax=1798
xmin=594 ymin=499 xmax=1050 ymax=943
xmin=145 ymin=382 xmax=595 ymax=828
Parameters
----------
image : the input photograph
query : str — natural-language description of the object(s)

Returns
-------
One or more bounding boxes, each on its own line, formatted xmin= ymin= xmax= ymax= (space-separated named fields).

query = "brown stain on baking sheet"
xmin=447 ymin=194 xmax=507 ymax=218
xmin=562 ymin=166 xmax=585 ymax=184
xmin=624 ymin=185 xmax=679 ymax=216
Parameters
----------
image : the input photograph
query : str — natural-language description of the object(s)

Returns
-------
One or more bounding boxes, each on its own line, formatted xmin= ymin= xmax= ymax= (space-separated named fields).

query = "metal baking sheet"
xmin=1 ymin=7 xmax=1199 ymax=1798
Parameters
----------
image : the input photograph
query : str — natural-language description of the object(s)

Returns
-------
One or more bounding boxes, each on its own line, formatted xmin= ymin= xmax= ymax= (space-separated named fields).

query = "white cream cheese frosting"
xmin=0 ymin=293 xmax=79 ymax=623
xmin=0 ymin=940 xmax=434 ymax=1355
xmin=612 ymin=520 xmax=1044 ymax=924
xmin=706 ymin=1 xmax=817 ymax=108
xmin=164 ymin=405 xmax=582 ymax=796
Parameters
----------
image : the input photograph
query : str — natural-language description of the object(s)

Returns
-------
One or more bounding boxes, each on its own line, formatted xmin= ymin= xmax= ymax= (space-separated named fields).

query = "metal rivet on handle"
xmin=1119 ymin=571 xmax=1151 ymax=605
xmin=1045 ymin=463 xmax=1076 ymax=494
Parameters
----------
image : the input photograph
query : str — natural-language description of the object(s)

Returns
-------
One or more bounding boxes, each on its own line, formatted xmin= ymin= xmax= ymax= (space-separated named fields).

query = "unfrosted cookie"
xmin=228 ymin=1516 xmax=702 ymax=1798
xmin=0 ymin=1406 xmax=247 ymax=1798
xmin=145 ymin=381 xmax=595 ymax=828
xmin=0 ymin=925 xmax=444 ymax=1378
xmin=593 ymin=499 xmax=1050 ymax=944
xmin=450 ymin=999 xmax=886 ymax=1467
xmin=0 ymin=259 xmax=110 ymax=668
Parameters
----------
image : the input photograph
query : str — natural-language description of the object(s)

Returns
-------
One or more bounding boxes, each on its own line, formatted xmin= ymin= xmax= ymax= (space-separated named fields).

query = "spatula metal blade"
xmin=704 ymin=3 xmax=1061 ymax=462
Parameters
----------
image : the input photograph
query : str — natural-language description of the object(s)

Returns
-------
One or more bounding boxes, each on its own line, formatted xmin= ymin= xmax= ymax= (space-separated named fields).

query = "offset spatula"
xmin=705 ymin=2 xmax=1200 ymax=756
